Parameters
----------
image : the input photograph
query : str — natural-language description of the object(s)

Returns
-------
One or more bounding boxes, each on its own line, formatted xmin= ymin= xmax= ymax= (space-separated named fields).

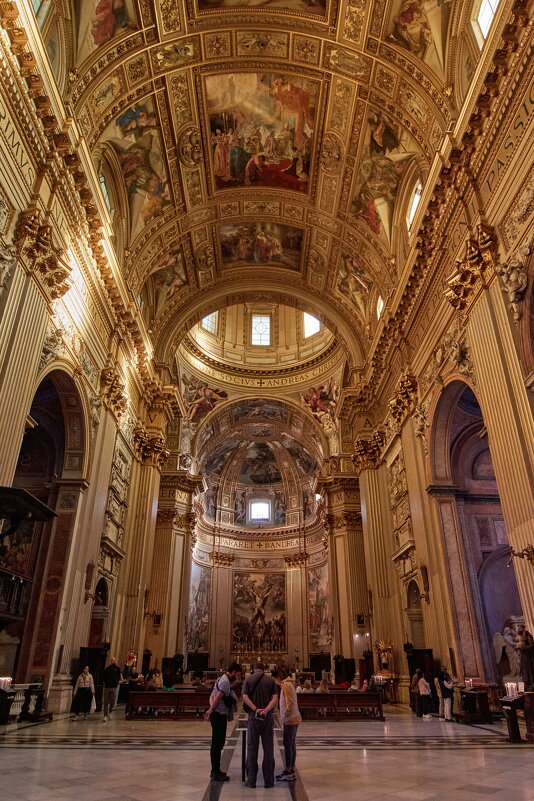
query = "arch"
xmin=34 ymin=365 xmax=91 ymax=480
xmin=478 ymin=545 xmax=522 ymax=645
xmin=429 ymin=378 xmax=479 ymax=483
xmin=155 ymin=277 xmax=365 ymax=369
xmin=428 ymin=377 xmax=523 ymax=682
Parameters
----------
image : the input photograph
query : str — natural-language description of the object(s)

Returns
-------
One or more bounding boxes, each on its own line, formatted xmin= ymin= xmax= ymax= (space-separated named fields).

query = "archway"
xmin=429 ymin=380 xmax=523 ymax=683
xmin=5 ymin=370 xmax=87 ymax=684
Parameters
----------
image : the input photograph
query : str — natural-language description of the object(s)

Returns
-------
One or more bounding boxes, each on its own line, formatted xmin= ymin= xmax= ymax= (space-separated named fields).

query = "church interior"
xmin=0 ymin=0 xmax=533 ymax=798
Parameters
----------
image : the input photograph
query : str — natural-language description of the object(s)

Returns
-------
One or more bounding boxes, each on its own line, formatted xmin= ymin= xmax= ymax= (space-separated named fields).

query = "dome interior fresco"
xmin=194 ymin=398 xmax=324 ymax=528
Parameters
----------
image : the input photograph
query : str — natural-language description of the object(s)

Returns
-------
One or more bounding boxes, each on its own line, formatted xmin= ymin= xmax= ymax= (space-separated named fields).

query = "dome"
xmin=195 ymin=398 xmax=323 ymax=529
xmin=181 ymin=302 xmax=336 ymax=375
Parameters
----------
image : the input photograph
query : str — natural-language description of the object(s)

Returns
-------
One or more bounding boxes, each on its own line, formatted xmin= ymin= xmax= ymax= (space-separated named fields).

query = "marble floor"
xmin=1 ymin=707 xmax=532 ymax=801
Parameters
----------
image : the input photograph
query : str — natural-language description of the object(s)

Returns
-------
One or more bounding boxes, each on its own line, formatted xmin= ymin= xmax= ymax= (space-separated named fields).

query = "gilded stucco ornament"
xmin=412 ymin=402 xmax=429 ymax=454
xmin=495 ymin=244 xmax=530 ymax=323
xmin=352 ymin=430 xmax=384 ymax=474
xmin=320 ymin=133 xmax=344 ymax=172
xmin=178 ymin=127 xmax=203 ymax=167
xmin=388 ymin=374 xmax=417 ymax=427
xmin=0 ymin=244 xmax=16 ymax=288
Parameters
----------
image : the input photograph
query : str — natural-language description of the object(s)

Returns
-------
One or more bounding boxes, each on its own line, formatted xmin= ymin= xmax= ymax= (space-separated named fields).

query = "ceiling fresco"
xmin=60 ymin=0 xmax=460 ymax=398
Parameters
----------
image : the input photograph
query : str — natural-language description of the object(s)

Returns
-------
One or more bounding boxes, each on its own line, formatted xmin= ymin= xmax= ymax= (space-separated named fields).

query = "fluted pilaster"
xmin=0 ymin=266 xmax=48 ymax=483
xmin=468 ymin=282 xmax=534 ymax=626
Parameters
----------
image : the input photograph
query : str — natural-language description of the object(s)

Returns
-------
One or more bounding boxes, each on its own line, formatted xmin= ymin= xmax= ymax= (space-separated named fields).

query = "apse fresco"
xmin=308 ymin=564 xmax=333 ymax=651
xmin=181 ymin=373 xmax=229 ymax=424
xmin=233 ymin=572 xmax=286 ymax=652
xmin=205 ymin=73 xmax=317 ymax=193
xmin=280 ymin=434 xmax=317 ymax=475
xmin=101 ymin=101 xmax=171 ymax=241
xmin=233 ymin=401 xmax=288 ymax=422
xmin=386 ymin=0 xmax=452 ymax=77
xmin=199 ymin=0 xmax=326 ymax=16
xmin=239 ymin=442 xmax=282 ymax=484
xmin=220 ymin=222 xmax=302 ymax=270
xmin=75 ymin=0 xmax=136 ymax=64
xmin=187 ymin=563 xmax=212 ymax=651
xmin=351 ymin=111 xmax=418 ymax=241
xmin=336 ymin=253 xmax=372 ymax=320
xmin=204 ymin=437 xmax=240 ymax=474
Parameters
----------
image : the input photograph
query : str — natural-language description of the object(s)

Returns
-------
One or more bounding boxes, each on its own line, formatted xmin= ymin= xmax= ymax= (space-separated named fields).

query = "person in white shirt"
xmin=418 ymin=671 xmax=432 ymax=719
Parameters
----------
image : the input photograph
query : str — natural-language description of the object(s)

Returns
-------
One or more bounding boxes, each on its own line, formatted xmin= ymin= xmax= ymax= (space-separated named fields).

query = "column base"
xmin=47 ymin=674 xmax=74 ymax=715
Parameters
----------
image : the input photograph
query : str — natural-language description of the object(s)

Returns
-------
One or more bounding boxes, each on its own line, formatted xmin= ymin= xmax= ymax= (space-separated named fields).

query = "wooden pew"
xmin=125 ymin=690 xmax=209 ymax=719
xmin=297 ymin=692 xmax=384 ymax=721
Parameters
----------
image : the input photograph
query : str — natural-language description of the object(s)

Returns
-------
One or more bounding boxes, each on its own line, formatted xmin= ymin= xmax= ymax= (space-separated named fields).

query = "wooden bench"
xmin=297 ymin=692 xmax=384 ymax=721
xmin=125 ymin=690 xmax=210 ymax=719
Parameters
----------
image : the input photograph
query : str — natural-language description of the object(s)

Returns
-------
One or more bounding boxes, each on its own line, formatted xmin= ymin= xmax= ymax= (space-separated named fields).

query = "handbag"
xmin=243 ymin=672 xmax=265 ymax=714
xmin=90 ymin=695 xmax=96 ymax=714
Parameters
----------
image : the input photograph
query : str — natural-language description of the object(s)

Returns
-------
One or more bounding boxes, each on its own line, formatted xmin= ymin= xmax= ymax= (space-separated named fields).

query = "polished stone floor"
xmin=1 ymin=707 xmax=532 ymax=801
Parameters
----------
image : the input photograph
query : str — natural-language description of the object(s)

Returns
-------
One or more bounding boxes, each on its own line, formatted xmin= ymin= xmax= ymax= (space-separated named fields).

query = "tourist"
xmin=301 ymin=679 xmax=314 ymax=693
xmin=102 ymin=656 xmax=122 ymax=722
xmin=274 ymin=668 xmax=301 ymax=782
xmin=242 ymin=663 xmax=278 ymax=788
xmin=418 ymin=670 xmax=432 ymax=719
xmin=71 ymin=665 xmax=95 ymax=721
xmin=296 ymin=676 xmax=305 ymax=693
xmin=438 ymin=666 xmax=454 ymax=721
xmin=348 ymin=677 xmax=360 ymax=692
xmin=411 ymin=669 xmax=422 ymax=716
xmin=204 ymin=662 xmax=242 ymax=783
xmin=316 ymin=678 xmax=329 ymax=693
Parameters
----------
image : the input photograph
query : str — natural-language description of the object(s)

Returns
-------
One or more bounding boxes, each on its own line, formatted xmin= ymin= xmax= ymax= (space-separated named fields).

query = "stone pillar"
xmin=468 ymin=281 xmax=534 ymax=627
xmin=326 ymin=478 xmax=368 ymax=662
xmin=355 ymin=442 xmax=405 ymax=686
xmin=114 ymin=437 xmax=166 ymax=664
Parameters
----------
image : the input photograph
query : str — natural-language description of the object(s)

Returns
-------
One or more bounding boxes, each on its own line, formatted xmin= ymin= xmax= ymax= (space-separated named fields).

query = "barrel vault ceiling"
xmin=48 ymin=0 xmax=463 ymax=374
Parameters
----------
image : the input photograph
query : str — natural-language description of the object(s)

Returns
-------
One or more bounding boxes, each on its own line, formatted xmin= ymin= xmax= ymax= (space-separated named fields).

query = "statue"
xmin=493 ymin=619 xmax=521 ymax=678
xmin=516 ymin=624 xmax=534 ymax=691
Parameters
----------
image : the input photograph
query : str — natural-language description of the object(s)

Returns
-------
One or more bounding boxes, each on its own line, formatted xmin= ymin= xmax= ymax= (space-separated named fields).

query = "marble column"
xmin=468 ymin=281 xmax=534 ymax=627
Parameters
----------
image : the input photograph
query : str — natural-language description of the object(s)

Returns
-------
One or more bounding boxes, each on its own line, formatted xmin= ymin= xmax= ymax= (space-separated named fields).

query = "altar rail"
xmin=125 ymin=690 xmax=384 ymax=721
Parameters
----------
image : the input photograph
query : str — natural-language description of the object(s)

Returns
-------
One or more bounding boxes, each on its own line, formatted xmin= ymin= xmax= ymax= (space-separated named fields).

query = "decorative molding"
xmin=444 ymin=225 xmax=498 ymax=311
xmin=133 ymin=427 xmax=169 ymax=469
xmin=388 ymin=374 xmax=417 ymax=427
xmin=284 ymin=552 xmax=308 ymax=567
xmin=352 ymin=430 xmax=384 ymax=474
xmin=14 ymin=209 xmax=71 ymax=299
xmin=210 ymin=551 xmax=235 ymax=567
xmin=100 ymin=364 xmax=128 ymax=419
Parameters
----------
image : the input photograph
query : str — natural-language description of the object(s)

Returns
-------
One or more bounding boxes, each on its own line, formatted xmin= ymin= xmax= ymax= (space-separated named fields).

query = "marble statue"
xmin=516 ymin=624 xmax=534 ymax=691
xmin=493 ymin=619 xmax=521 ymax=678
